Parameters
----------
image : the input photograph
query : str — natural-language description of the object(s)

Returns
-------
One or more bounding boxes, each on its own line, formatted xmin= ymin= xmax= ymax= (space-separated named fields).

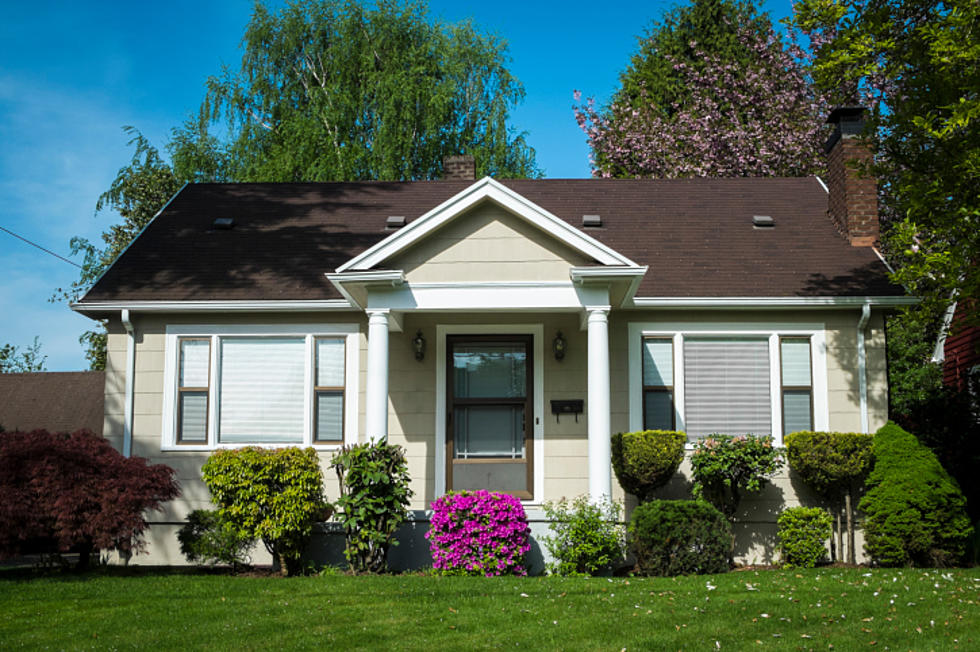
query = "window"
xmin=166 ymin=326 xmax=355 ymax=449
xmin=780 ymin=337 xmax=813 ymax=435
xmin=685 ymin=337 xmax=772 ymax=439
xmin=642 ymin=337 xmax=674 ymax=430
xmin=631 ymin=325 xmax=826 ymax=446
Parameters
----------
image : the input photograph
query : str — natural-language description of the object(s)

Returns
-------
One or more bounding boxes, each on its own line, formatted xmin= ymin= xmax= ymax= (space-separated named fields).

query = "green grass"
xmin=2 ymin=567 xmax=978 ymax=650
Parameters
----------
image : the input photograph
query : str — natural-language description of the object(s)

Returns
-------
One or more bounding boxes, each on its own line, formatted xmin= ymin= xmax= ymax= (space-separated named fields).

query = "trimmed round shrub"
xmin=611 ymin=430 xmax=686 ymax=502
xmin=177 ymin=509 xmax=253 ymax=571
xmin=785 ymin=431 xmax=874 ymax=499
xmin=860 ymin=422 xmax=972 ymax=567
xmin=629 ymin=500 xmax=731 ymax=576
xmin=426 ymin=490 xmax=530 ymax=576
xmin=542 ymin=496 xmax=625 ymax=576
xmin=777 ymin=507 xmax=832 ymax=568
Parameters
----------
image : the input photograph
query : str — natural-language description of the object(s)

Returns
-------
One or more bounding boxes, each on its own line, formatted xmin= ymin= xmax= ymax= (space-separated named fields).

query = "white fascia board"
xmin=366 ymin=282 xmax=609 ymax=312
xmin=336 ymin=177 xmax=637 ymax=271
xmin=325 ymin=270 xmax=407 ymax=310
xmin=630 ymin=296 xmax=918 ymax=308
xmin=570 ymin=266 xmax=648 ymax=282
xmin=70 ymin=299 xmax=354 ymax=315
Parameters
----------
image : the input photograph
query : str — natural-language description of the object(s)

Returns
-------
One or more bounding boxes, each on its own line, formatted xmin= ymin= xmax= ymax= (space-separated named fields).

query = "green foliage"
xmin=860 ymin=423 xmax=972 ymax=567
xmin=201 ymin=447 xmax=327 ymax=576
xmin=610 ymin=430 xmax=685 ymax=502
xmin=615 ymin=0 xmax=770 ymax=112
xmin=785 ymin=431 xmax=874 ymax=500
xmin=177 ymin=509 xmax=253 ymax=571
xmin=777 ymin=507 xmax=833 ymax=568
xmin=541 ymin=496 xmax=625 ymax=576
xmin=332 ymin=441 xmax=413 ymax=573
xmin=629 ymin=500 xmax=731 ymax=576
xmin=793 ymin=0 xmax=980 ymax=320
xmin=0 ymin=337 xmax=46 ymax=373
xmin=690 ymin=435 xmax=783 ymax=520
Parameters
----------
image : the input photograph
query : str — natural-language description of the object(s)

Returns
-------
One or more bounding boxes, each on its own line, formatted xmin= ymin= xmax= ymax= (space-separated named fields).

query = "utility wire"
xmin=0 ymin=225 xmax=82 ymax=269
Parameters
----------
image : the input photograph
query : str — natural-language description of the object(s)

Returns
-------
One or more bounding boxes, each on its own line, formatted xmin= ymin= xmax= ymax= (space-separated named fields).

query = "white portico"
xmin=327 ymin=177 xmax=646 ymax=502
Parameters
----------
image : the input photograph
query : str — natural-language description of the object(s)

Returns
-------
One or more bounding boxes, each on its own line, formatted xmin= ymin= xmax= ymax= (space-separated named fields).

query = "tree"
xmin=793 ymin=0 xmax=980 ymax=317
xmin=614 ymin=0 xmax=771 ymax=113
xmin=0 ymin=337 xmax=46 ymax=373
xmin=63 ymin=0 xmax=538 ymax=365
xmin=575 ymin=21 xmax=828 ymax=178
xmin=0 ymin=429 xmax=180 ymax=568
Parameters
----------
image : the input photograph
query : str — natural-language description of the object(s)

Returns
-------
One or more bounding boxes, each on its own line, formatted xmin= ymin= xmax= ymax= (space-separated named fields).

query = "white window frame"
xmin=162 ymin=323 xmax=359 ymax=451
xmin=628 ymin=321 xmax=828 ymax=447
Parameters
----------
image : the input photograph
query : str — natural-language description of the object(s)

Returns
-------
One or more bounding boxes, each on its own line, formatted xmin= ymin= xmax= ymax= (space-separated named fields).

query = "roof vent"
xmin=582 ymin=214 xmax=602 ymax=227
xmin=386 ymin=215 xmax=407 ymax=229
xmin=212 ymin=217 xmax=234 ymax=230
xmin=752 ymin=215 xmax=774 ymax=229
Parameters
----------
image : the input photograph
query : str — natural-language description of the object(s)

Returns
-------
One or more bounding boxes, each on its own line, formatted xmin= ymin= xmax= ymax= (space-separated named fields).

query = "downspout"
xmin=121 ymin=309 xmax=135 ymax=458
xmin=857 ymin=301 xmax=871 ymax=434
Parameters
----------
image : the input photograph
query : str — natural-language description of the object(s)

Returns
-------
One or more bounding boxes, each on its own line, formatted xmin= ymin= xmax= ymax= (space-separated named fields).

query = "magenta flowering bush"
xmin=426 ymin=490 xmax=530 ymax=576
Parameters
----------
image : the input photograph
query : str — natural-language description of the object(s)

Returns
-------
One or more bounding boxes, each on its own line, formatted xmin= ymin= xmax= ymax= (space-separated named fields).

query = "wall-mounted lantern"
xmin=412 ymin=329 xmax=426 ymax=362
xmin=553 ymin=330 xmax=566 ymax=361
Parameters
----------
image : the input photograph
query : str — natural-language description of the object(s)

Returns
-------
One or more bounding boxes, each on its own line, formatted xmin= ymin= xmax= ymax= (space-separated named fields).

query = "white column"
xmin=365 ymin=309 xmax=390 ymax=443
xmin=587 ymin=307 xmax=612 ymax=502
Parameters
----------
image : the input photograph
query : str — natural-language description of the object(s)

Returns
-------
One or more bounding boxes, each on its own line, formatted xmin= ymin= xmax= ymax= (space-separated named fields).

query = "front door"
xmin=447 ymin=334 xmax=533 ymax=499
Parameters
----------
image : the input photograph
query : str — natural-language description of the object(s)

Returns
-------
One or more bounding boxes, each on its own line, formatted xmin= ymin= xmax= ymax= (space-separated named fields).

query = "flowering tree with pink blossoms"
xmin=575 ymin=24 xmax=829 ymax=179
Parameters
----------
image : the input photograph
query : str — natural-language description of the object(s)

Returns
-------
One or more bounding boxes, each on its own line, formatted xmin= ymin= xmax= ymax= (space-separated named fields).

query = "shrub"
xmin=777 ymin=507 xmax=833 ymax=568
xmin=202 ymin=446 xmax=327 ymax=576
xmin=426 ymin=490 xmax=530 ymax=576
xmin=690 ymin=434 xmax=782 ymax=520
xmin=860 ymin=422 xmax=972 ymax=567
xmin=177 ymin=509 xmax=253 ymax=571
xmin=785 ymin=431 xmax=874 ymax=563
xmin=0 ymin=429 xmax=179 ymax=568
xmin=542 ymin=496 xmax=625 ymax=576
xmin=629 ymin=500 xmax=731 ymax=576
xmin=332 ymin=441 xmax=413 ymax=573
xmin=611 ymin=430 xmax=686 ymax=502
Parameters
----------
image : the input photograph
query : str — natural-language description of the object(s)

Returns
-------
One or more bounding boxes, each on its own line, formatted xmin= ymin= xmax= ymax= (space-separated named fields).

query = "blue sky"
xmin=0 ymin=0 xmax=795 ymax=371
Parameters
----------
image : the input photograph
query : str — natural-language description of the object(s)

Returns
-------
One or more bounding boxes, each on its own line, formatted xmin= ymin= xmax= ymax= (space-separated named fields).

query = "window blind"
xmin=684 ymin=338 xmax=771 ymax=439
xmin=219 ymin=337 xmax=305 ymax=444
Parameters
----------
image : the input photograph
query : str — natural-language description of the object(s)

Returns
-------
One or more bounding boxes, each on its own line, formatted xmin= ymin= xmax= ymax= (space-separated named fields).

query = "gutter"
xmin=121 ymin=309 xmax=135 ymax=458
xmin=857 ymin=301 xmax=871 ymax=434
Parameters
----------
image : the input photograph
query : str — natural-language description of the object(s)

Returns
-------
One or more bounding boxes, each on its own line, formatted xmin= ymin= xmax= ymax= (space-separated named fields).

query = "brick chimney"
xmin=824 ymin=107 xmax=878 ymax=246
xmin=443 ymin=155 xmax=476 ymax=180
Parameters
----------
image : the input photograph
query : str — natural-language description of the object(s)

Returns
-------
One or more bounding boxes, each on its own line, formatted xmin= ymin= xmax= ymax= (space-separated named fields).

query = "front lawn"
xmin=2 ymin=567 xmax=978 ymax=650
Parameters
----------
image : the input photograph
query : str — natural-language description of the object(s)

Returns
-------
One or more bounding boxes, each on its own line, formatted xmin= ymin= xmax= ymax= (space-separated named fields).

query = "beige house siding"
xmin=388 ymin=202 xmax=591 ymax=284
xmin=104 ymin=304 xmax=887 ymax=565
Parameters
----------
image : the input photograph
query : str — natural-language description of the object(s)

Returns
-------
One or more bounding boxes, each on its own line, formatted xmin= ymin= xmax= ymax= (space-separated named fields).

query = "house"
xmin=935 ymin=300 xmax=979 ymax=395
xmin=71 ymin=108 xmax=911 ymax=567
xmin=0 ymin=371 xmax=105 ymax=435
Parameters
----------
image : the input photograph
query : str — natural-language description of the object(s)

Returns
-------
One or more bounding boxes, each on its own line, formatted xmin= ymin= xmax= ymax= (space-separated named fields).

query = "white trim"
xmin=933 ymin=299 xmax=958 ymax=363
xmin=434 ymin=323 xmax=545 ymax=504
xmin=161 ymin=323 xmax=359 ymax=451
xmin=121 ymin=309 xmax=135 ymax=458
xmin=630 ymin=296 xmax=916 ymax=308
xmin=570 ymin=266 xmax=648 ymax=282
xmin=628 ymin=321 xmax=830 ymax=446
xmin=71 ymin=300 xmax=354 ymax=314
xmin=365 ymin=282 xmax=609 ymax=312
xmin=338 ymin=177 xmax=638 ymax=271
xmin=815 ymin=176 xmax=829 ymax=194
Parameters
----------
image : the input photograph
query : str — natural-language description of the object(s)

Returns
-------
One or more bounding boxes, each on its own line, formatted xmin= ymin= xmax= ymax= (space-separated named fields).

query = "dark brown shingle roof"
xmin=80 ymin=178 xmax=901 ymax=303
xmin=0 ymin=371 xmax=105 ymax=435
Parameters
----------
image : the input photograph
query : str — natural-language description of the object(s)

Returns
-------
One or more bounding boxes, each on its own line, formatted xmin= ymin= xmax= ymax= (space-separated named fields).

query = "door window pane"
xmin=453 ymin=344 xmax=526 ymax=398
xmin=454 ymin=405 xmax=524 ymax=458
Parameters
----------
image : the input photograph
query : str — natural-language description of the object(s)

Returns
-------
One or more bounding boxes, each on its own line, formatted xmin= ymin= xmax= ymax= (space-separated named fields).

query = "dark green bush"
xmin=860 ymin=423 xmax=972 ymax=567
xmin=332 ymin=441 xmax=413 ymax=573
xmin=201 ymin=447 xmax=328 ymax=576
xmin=629 ymin=500 xmax=731 ymax=576
xmin=542 ymin=496 xmax=625 ymax=576
xmin=177 ymin=509 xmax=253 ymax=571
xmin=777 ymin=507 xmax=832 ymax=568
xmin=611 ymin=430 xmax=686 ymax=502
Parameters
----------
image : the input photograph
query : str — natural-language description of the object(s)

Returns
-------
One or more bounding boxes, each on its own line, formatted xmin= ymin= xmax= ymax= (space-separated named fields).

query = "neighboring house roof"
xmin=0 ymin=371 xmax=105 ymax=435
xmin=78 ymin=177 xmax=901 ymax=305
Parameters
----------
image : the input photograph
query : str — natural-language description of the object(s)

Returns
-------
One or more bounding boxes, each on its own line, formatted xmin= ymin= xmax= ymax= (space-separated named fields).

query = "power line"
xmin=0 ymin=225 xmax=82 ymax=269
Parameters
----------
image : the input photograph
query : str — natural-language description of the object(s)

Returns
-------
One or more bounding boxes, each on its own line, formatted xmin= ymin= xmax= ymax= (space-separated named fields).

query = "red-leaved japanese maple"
xmin=0 ymin=429 xmax=179 ymax=567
